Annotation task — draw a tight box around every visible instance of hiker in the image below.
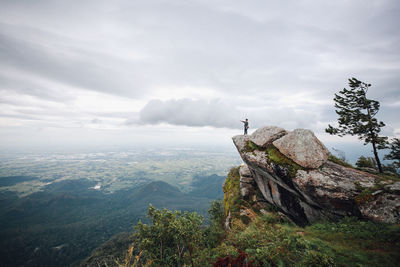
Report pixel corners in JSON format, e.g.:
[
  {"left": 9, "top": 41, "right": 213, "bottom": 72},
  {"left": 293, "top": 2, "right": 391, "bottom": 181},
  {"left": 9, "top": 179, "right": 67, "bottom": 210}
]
[{"left": 240, "top": 119, "right": 249, "bottom": 135}]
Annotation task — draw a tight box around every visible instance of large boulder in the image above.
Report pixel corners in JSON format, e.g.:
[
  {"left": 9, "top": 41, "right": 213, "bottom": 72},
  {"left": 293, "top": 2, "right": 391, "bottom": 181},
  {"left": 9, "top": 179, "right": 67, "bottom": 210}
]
[
  {"left": 272, "top": 129, "right": 329, "bottom": 169},
  {"left": 232, "top": 126, "right": 400, "bottom": 225},
  {"left": 250, "top": 126, "right": 287, "bottom": 147}
]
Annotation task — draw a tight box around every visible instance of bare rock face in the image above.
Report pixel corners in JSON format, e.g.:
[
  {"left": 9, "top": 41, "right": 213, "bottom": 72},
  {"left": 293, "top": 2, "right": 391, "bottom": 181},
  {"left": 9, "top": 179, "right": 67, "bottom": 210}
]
[
  {"left": 293, "top": 162, "right": 377, "bottom": 219},
  {"left": 239, "top": 164, "right": 254, "bottom": 198},
  {"left": 272, "top": 129, "right": 329, "bottom": 169},
  {"left": 232, "top": 134, "right": 250, "bottom": 152},
  {"left": 239, "top": 164, "right": 252, "bottom": 177},
  {"left": 359, "top": 193, "right": 400, "bottom": 224},
  {"left": 250, "top": 126, "right": 287, "bottom": 148},
  {"left": 238, "top": 164, "right": 272, "bottom": 219},
  {"left": 232, "top": 125, "right": 400, "bottom": 225},
  {"left": 385, "top": 181, "right": 400, "bottom": 193}
]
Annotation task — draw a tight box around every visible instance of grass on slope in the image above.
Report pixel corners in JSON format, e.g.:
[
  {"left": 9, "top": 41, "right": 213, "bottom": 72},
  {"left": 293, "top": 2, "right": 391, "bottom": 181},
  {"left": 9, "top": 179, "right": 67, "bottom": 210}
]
[
  {"left": 220, "top": 166, "right": 400, "bottom": 267},
  {"left": 299, "top": 218, "right": 400, "bottom": 267}
]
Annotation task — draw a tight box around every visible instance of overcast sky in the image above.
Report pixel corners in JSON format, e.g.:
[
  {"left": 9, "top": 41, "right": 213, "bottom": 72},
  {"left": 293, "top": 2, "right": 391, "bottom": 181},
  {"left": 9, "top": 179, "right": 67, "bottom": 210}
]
[{"left": 0, "top": 0, "right": 399, "bottom": 155}]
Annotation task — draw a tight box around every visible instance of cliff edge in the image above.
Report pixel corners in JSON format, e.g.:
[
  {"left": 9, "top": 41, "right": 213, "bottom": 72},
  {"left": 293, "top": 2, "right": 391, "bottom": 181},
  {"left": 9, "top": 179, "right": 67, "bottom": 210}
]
[{"left": 231, "top": 126, "right": 400, "bottom": 226}]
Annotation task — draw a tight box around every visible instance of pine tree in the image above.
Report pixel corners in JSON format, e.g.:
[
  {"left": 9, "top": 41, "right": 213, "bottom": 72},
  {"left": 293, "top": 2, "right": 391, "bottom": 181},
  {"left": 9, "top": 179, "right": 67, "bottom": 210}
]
[
  {"left": 384, "top": 138, "right": 400, "bottom": 169},
  {"left": 326, "top": 78, "right": 387, "bottom": 173}
]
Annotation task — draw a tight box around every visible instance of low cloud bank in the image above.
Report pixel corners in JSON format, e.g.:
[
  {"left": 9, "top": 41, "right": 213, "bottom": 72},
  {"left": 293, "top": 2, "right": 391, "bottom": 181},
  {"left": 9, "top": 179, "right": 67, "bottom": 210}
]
[
  {"left": 138, "top": 98, "right": 240, "bottom": 129},
  {"left": 137, "top": 98, "right": 321, "bottom": 131}
]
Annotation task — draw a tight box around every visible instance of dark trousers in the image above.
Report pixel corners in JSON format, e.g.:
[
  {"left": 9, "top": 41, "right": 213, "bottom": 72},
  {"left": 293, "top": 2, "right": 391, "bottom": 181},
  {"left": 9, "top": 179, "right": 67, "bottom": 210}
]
[{"left": 244, "top": 128, "right": 248, "bottom": 135}]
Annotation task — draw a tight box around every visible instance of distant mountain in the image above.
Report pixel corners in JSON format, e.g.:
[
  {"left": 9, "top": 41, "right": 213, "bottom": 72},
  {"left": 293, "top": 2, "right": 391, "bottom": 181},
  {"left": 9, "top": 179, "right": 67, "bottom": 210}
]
[
  {"left": 190, "top": 174, "right": 225, "bottom": 199},
  {"left": 0, "top": 176, "right": 223, "bottom": 267}
]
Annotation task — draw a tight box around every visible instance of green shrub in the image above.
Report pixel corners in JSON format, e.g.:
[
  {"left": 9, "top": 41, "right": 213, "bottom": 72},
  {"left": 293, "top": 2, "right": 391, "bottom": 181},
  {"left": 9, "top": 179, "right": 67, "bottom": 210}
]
[
  {"left": 301, "top": 250, "right": 335, "bottom": 267},
  {"left": 130, "top": 169, "right": 400, "bottom": 267},
  {"left": 328, "top": 154, "right": 353, "bottom": 168},
  {"left": 204, "top": 200, "right": 226, "bottom": 248},
  {"left": 356, "top": 156, "right": 377, "bottom": 169},
  {"left": 309, "top": 217, "right": 400, "bottom": 242},
  {"left": 134, "top": 205, "right": 204, "bottom": 266}
]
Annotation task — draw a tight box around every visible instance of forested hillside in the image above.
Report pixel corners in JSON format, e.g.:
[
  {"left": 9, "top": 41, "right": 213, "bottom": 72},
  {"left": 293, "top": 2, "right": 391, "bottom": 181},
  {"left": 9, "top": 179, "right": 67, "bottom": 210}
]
[{"left": 0, "top": 175, "right": 225, "bottom": 266}]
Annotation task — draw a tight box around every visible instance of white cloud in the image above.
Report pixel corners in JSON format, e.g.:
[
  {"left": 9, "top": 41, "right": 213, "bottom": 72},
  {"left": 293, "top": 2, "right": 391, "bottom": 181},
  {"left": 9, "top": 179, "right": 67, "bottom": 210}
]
[
  {"left": 138, "top": 98, "right": 239, "bottom": 128},
  {"left": 0, "top": 0, "right": 399, "bottom": 150},
  {"left": 137, "top": 98, "right": 322, "bottom": 131}
]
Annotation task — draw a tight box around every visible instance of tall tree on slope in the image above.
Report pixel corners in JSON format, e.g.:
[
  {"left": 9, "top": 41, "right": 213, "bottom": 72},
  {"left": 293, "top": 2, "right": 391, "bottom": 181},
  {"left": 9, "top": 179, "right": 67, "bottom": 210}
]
[{"left": 326, "top": 78, "right": 387, "bottom": 173}]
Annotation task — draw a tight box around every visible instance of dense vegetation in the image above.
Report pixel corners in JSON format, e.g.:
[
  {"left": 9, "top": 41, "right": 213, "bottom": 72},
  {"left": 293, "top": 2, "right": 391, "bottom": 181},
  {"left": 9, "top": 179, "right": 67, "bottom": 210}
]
[
  {"left": 0, "top": 175, "right": 37, "bottom": 187},
  {"left": 1, "top": 150, "right": 399, "bottom": 266},
  {"left": 0, "top": 175, "right": 225, "bottom": 267},
  {"left": 125, "top": 168, "right": 400, "bottom": 267}
]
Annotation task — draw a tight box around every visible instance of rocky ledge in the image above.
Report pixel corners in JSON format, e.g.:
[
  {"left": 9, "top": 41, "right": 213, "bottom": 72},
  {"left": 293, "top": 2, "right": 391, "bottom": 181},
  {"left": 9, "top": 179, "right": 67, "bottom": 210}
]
[{"left": 232, "top": 126, "right": 400, "bottom": 226}]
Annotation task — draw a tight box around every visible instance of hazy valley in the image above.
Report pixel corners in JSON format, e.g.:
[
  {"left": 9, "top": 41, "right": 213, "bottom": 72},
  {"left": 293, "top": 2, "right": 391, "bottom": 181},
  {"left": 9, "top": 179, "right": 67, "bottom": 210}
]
[{"left": 0, "top": 148, "right": 240, "bottom": 266}]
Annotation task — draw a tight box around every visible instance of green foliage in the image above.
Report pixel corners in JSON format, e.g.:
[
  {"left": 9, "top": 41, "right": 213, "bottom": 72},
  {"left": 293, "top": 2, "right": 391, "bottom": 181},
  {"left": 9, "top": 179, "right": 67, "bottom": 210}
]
[
  {"left": 243, "top": 141, "right": 303, "bottom": 177},
  {"left": 328, "top": 154, "right": 353, "bottom": 168},
  {"left": 301, "top": 250, "right": 335, "bottom": 267},
  {"left": 355, "top": 156, "right": 377, "bottom": 169},
  {"left": 211, "top": 214, "right": 334, "bottom": 266},
  {"left": 385, "top": 138, "right": 400, "bottom": 169},
  {"left": 223, "top": 167, "right": 241, "bottom": 217},
  {"left": 305, "top": 217, "right": 400, "bottom": 266},
  {"left": 204, "top": 200, "right": 226, "bottom": 248},
  {"left": 243, "top": 140, "right": 262, "bottom": 153},
  {"left": 326, "top": 77, "right": 388, "bottom": 173},
  {"left": 0, "top": 179, "right": 219, "bottom": 266},
  {"left": 266, "top": 145, "right": 303, "bottom": 176},
  {"left": 128, "top": 195, "right": 400, "bottom": 267},
  {"left": 134, "top": 204, "right": 204, "bottom": 266},
  {"left": 354, "top": 182, "right": 376, "bottom": 205},
  {"left": 309, "top": 216, "right": 400, "bottom": 242},
  {"left": 81, "top": 232, "right": 134, "bottom": 267}
]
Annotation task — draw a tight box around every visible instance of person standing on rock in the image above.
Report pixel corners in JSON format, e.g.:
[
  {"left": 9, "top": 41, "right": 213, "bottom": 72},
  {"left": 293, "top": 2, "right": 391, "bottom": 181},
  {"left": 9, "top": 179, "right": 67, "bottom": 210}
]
[{"left": 240, "top": 119, "right": 249, "bottom": 135}]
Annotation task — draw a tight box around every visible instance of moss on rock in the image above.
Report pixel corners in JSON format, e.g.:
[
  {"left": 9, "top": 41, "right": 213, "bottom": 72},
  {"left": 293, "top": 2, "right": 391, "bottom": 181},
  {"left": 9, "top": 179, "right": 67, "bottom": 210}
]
[
  {"left": 223, "top": 167, "right": 241, "bottom": 216},
  {"left": 266, "top": 145, "right": 304, "bottom": 178},
  {"left": 243, "top": 140, "right": 262, "bottom": 153}
]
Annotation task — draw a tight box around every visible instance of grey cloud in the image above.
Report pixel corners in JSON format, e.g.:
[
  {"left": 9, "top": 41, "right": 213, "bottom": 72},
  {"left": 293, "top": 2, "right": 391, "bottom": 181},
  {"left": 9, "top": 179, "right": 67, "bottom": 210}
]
[
  {"left": 91, "top": 118, "right": 102, "bottom": 124},
  {"left": 89, "top": 111, "right": 138, "bottom": 119},
  {"left": 138, "top": 98, "right": 240, "bottom": 128},
  {"left": 0, "top": 27, "right": 146, "bottom": 98},
  {"left": 1, "top": 0, "right": 400, "bottom": 100},
  {"left": 137, "top": 98, "right": 320, "bottom": 130},
  {"left": 0, "top": 72, "right": 76, "bottom": 102},
  {"left": 0, "top": 113, "right": 40, "bottom": 121},
  {"left": 0, "top": 0, "right": 399, "bottom": 146}
]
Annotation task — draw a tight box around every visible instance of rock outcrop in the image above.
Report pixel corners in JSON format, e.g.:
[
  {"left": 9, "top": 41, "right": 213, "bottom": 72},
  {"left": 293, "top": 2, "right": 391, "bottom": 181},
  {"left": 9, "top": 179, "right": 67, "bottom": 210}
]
[
  {"left": 232, "top": 126, "right": 400, "bottom": 225},
  {"left": 272, "top": 129, "right": 329, "bottom": 169},
  {"left": 250, "top": 126, "right": 287, "bottom": 148}
]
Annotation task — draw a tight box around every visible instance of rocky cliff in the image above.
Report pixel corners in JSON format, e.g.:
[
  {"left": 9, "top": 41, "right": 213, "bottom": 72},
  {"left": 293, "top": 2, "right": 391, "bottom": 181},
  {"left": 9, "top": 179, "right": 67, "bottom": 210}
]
[{"left": 231, "top": 126, "right": 400, "bottom": 226}]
